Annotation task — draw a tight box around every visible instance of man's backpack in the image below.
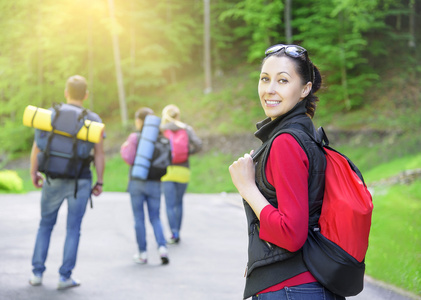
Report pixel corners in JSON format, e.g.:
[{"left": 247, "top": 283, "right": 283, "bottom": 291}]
[
  {"left": 253, "top": 125, "right": 373, "bottom": 297},
  {"left": 35, "top": 103, "right": 94, "bottom": 180},
  {"left": 35, "top": 103, "right": 95, "bottom": 200},
  {"left": 289, "top": 126, "right": 373, "bottom": 297},
  {"left": 163, "top": 129, "right": 189, "bottom": 164}
]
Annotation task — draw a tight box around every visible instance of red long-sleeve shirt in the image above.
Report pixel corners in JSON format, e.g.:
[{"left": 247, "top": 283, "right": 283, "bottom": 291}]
[{"left": 258, "top": 133, "right": 317, "bottom": 294}]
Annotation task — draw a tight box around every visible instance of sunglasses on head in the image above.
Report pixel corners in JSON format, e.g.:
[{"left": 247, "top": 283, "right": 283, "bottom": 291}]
[
  {"left": 265, "top": 44, "right": 314, "bottom": 83},
  {"left": 264, "top": 44, "right": 307, "bottom": 58}
]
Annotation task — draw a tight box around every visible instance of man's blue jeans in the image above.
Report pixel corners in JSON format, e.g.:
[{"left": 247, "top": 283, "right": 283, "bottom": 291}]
[
  {"left": 128, "top": 180, "right": 166, "bottom": 251},
  {"left": 252, "top": 282, "right": 346, "bottom": 300},
  {"left": 162, "top": 181, "right": 187, "bottom": 238},
  {"left": 32, "top": 178, "right": 91, "bottom": 279}
]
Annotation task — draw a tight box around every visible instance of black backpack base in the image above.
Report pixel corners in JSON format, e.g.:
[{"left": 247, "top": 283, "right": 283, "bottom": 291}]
[{"left": 303, "top": 229, "right": 365, "bottom": 297}]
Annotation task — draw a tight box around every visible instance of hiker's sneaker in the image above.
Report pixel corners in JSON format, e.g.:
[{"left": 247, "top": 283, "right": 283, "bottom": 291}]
[
  {"left": 159, "top": 246, "right": 169, "bottom": 265},
  {"left": 29, "top": 273, "right": 42, "bottom": 286},
  {"left": 168, "top": 236, "right": 180, "bottom": 245},
  {"left": 133, "top": 251, "right": 147, "bottom": 264},
  {"left": 57, "top": 277, "right": 80, "bottom": 290}
]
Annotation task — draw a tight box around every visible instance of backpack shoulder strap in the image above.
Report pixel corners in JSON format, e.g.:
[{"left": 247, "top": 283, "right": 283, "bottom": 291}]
[
  {"left": 78, "top": 107, "right": 89, "bottom": 122},
  {"left": 251, "top": 138, "right": 272, "bottom": 161},
  {"left": 50, "top": 103, "right": 62, "bottom": 127},
  {"left": 252, "top": 123, "right": 320, "bottom": 162},
  {"left": 253, "top": 124, "right": 327, "bottom": 225}
]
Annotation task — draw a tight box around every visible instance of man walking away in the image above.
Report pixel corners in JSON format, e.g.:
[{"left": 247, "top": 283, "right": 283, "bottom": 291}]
[{"left": 28, "top": 75, "right": 105, "bottom": 290}]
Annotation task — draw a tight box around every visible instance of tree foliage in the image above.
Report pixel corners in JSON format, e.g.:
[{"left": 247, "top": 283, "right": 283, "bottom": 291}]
[
  {"left": 0, "top": 0, "right": 419, "bottom": 161},
  {"left": 0, "top": 0, "right": 203, "bottom": 161}
]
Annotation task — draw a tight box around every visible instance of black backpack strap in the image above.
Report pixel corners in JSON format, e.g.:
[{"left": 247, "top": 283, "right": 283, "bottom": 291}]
[
  {"left": 42, "top": 105, "right": 62, "bottom": 183},
  {"left": 88, "top": 191, "right": 94, "bottom": 209},
  {"left": 251, "top": 124, "right": 326, "bottom": 227},
  {"left": 251, "top": 138, "right": 273, "bottom": 162},
  {"left": 72, "top": 108, "right": 94, "bottom": 200},
  {"left": 252, "top": 122, "right": 324, "bottom": 161},
  {"left": 78, "top": 108, "right": 88, "bottom": 121},
  {"left": 71, "top": 136, "right": 79, "bottom": 199},
  {"left": 317, "top": 127, "right": 329, "bottom": 146},
  {"left": 31, "top": 107, "right": 40, "bottom": 127}
]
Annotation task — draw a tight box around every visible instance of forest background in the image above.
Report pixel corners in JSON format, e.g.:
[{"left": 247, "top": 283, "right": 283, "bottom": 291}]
[{"left": 0, "top": 0, "right": 420, "bottom": 297}]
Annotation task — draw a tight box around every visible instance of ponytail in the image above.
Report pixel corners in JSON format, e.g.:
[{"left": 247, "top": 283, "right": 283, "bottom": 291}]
[{"left": 305, "top": 64, "right": 322, "bottom": 119}]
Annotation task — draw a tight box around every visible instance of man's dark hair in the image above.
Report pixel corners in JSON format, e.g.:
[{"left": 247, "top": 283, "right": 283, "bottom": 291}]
[{"left": 66, "top": 75, "right": 87, "bottom": 100}]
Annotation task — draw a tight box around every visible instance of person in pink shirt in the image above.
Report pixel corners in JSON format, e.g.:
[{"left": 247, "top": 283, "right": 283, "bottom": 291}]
[
  {"left": 120, "top": 107, "right": 169, "bottom": 265},
  {"left": 229, "top": 44, "right": 345, "bottom": 300}
]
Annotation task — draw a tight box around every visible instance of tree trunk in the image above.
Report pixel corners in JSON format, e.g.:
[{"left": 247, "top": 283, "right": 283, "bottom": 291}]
[
  {"left": 88, "top": 15, "right": 94, "bottom": 111},
  {"left": 129, "top": 0, "right": 136, "bottom": 97},
  {"left": 37, "top": 7, "right": 44, "bottom": 107},
  {"left": 167, "top": 0, "right": 177, "bottom": 84},
  {"left": 108, "top": 0, "right": 128, "bottom": 126},
  {"left": 338, "top": 11, "right": 350, "bottom": 110},
  {"left": 203, "top": 0, "right": 212, "bottom": 94},
  {"left": 284, "top": 0, "right": 292, "bottom": 44},
  {"left": 408, "top": 0, "right": 416, "bottom": 48}
]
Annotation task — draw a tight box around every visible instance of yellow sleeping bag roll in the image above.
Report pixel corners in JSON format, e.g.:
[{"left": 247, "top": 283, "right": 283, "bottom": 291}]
[
  {"left": 161, "top": 165, "right": 191, "bottom": 183},
  {"left": 23, "top": 105, "right": 105, "bottom": 144}
]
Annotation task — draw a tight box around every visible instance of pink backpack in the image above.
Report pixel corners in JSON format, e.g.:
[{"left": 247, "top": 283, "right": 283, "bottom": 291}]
[
  {"left": 120, "top": 132, "right": 138, "bottom": 165},
  {"left": 164, "top": 129, "right": 189, "bottom": 164}
]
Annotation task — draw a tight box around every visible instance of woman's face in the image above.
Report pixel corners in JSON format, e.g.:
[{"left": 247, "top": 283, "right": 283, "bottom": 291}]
[
  {"left": 258, "top": 56, "right": 311, "bottom": 120},
  {"left": 135, "top": 118, "right": 143, "bottom": 131}
]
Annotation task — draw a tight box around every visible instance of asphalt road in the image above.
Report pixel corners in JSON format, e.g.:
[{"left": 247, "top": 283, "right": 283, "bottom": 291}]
[{"left": 0, "top": 192, "right": 419, "bottom": 300}]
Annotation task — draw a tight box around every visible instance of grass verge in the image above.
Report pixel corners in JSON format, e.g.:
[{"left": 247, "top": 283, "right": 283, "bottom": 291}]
[
  {"left": 98, "top": 151, "right": 238, "bottom": 194},
  {"left": 366, "top": 182, "right": 421, "bottom": 295}
]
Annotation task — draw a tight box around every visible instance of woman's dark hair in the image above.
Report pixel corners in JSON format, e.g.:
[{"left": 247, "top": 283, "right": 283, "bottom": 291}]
[
  {"left": 262, "top": 49, "right": 322, "bottom": 118},
  {"left": 135, "top": 107, "right": 154, "bottom": 121}
]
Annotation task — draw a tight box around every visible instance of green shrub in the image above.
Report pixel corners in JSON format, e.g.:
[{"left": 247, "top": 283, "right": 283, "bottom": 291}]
[{"left": 0, "top": 170, "right": 24, "bottom": 192}]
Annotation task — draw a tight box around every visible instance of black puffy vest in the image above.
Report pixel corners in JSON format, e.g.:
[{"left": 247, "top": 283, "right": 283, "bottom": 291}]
[{"left": 243, "top": 101, "right": 326, "bottom": 299}]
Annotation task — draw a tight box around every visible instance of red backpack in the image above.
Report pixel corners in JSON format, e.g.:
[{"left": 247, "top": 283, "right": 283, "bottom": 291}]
[
  {"left": 164, "top": 129, "right": 189, "bottom": 164},
  {"left": 293, "top": 127, "right": 373, "bottom": 297},
  {"left": 319, "top": 146, "right": 373, "bottom": 262}
]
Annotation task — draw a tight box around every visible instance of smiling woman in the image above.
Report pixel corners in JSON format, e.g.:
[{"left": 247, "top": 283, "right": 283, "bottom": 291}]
[
  {"left": 228, "top": 45, "right": 342, "bottom": 300},
  {"left": 258, "top": 56, "right": 312, "bottom": 120}
]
